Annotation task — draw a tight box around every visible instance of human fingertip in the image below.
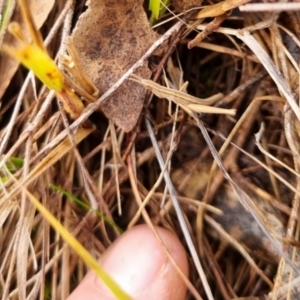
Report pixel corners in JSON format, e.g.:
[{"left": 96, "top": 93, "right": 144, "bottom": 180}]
[{"left": 67, "top": 225, "right": 188, "bottom": 300}]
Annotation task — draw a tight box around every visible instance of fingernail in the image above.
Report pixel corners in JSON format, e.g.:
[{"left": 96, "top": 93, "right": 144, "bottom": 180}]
[{"left": 95, "top": 225, "right": 172, "bottom": 295}]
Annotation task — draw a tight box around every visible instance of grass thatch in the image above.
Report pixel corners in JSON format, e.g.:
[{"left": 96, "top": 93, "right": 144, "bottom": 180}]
[{"left": 1, "top": 0, "right": 300, "bottom": 299}]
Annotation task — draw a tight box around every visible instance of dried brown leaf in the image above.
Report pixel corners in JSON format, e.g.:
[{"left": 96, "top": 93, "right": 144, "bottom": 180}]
[
  {"left": 0, "top": 0, "right": 55, "bottom": 98},
  {"left": 71, "top": 0, "right": 158, "bottom": 132}
]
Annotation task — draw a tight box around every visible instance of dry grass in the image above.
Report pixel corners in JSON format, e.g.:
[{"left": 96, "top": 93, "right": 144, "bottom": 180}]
[{"left": 0, "top": 0, "right": 300, "bottom": 299}]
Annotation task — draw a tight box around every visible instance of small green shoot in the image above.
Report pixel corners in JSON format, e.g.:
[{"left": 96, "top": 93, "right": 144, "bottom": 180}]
[
  {"left": 149, "top": 0, "right": 169, "bottom": 22},
  {"left": 0, "top": 156, "right": 24, "bottom": 182},
  {"left": 0, "top": 0, "right": 14, "bottom": 30},
  {"left": 50, "top": 184, "right": 122, "bottom": 233},
  {"left": 5, "top": 156, "right": 23, "bottom": 172}
]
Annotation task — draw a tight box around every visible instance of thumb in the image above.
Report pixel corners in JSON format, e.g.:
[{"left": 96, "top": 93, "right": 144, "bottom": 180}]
[{"left": 67, "top": 224, "right": 189, "bottom": 300}]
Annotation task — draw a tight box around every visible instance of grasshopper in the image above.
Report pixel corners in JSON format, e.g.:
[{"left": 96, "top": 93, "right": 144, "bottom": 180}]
[{"left": 130, "top": 74, "right": 236, "bottom": 116}]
